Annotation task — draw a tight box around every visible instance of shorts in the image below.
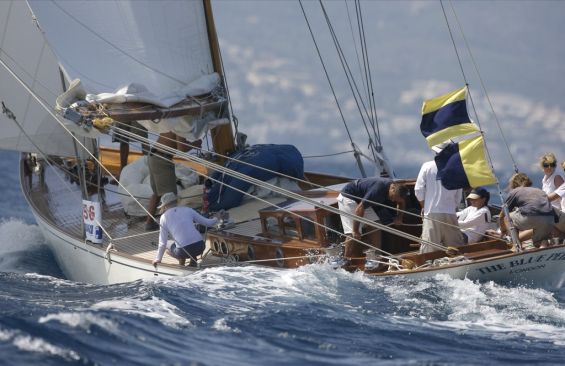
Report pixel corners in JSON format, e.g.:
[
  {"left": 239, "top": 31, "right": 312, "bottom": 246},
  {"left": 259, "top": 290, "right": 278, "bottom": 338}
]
[
  {"left": 148, "top": 153, "right": 177, "bottom": 196},
  {"left": 420, "top": 213, "right": 465, "bottom": 253},
  {"left": 170, "top": 241, "right": 205, "bottom": 260},
  {"left": 509, "top": 210, "right": 554, "bottom": 243}
]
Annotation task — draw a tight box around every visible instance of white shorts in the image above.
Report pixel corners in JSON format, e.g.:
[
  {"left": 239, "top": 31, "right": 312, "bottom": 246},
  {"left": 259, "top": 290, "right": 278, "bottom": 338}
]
[{"left": 337, "top": 193, "right": 362, "bottom": 235}]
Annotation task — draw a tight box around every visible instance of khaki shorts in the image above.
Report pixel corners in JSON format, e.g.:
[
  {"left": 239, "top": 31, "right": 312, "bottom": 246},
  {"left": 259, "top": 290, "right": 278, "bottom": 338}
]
[
  {"left": 420, "top": 213, "right": 465, "bottom": 253},
  {"left": 509, "top": 210, "right": 554, "bottom": 244},
  {"left": 148, "top": 154, "right": 177, "bottom": 196},
  {"left": 337, "top": 193, "right": 380, "bottom": 235}
]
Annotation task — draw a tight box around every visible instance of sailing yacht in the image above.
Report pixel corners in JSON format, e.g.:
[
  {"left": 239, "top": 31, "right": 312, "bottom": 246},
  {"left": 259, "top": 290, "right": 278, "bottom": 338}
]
[
  {"left": 0, "top": 0, "right": 564, "bottom": 287},
  {"left": 0, "top": 0, "right": 351, "bottom": 284}
]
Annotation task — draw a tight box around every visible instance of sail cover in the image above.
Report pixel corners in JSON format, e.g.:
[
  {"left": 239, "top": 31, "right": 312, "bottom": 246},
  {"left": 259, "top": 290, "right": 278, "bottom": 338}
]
[
  {"left": 27, "top": 0, "right": 216, "bottom": 108},
  {"left": 0, "top": 1, "right": 93, "bottom": 157}
]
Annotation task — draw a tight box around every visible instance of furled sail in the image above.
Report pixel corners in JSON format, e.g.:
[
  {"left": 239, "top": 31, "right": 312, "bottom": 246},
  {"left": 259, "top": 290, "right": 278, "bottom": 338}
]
[
  {"left": 420, "top": 87, "right": 496, "bottom": 189},
  {"left": 0, "top": 1, "right": 93, "bottom": 157},
  {"left": 27, "top": 0, "right": 216, "bottom": 107},
  {"left": 26, "top": 0, "right": 230, "bottom": 141}
]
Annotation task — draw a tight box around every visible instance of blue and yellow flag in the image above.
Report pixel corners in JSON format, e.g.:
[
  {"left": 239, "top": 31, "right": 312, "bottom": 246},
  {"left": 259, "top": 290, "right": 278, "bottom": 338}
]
[
  {"left": 434, "top": 136, "right": 497, "bottom": 189},
  {"left": 420, "top": 87, "right": 479, "bottom": 147}
]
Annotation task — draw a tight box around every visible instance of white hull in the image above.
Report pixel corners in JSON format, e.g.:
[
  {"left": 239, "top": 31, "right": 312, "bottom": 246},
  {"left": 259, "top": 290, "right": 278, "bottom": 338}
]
[
  {"left": 376, "top": 246, "right": 565, "bottom": 288},
  {"left": 22, "top": 158, "right": 565, "bottom": 288},
  {"left": 31, "top": 208, "right": 193, "bottom": 285}
]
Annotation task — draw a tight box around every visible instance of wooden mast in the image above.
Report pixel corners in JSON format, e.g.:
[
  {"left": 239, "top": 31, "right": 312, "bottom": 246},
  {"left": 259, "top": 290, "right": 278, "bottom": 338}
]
[{"left": 203, "top": 0, "right": 236, "bottom": 159}]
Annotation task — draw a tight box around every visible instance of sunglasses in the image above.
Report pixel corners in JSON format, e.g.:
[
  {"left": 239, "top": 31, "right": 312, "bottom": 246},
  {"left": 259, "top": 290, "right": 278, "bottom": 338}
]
[{"left": 543, "top": 163, "right": 556, "bottom": 168}]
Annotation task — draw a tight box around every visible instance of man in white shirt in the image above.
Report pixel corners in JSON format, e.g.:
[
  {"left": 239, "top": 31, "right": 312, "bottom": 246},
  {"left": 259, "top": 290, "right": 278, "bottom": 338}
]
[
  {"left": 152, "top": 192, "right": 218, "bottom": 267},
  {"left": 414, "top": 160, "right": 465, "bottom": 253},
  {"left": 457, "top": 187, "right": 492, "bottom": 243}
]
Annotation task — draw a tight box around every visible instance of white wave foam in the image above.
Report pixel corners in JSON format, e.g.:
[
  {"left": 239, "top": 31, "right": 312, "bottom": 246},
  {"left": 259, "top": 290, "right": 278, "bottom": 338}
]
[
  {"left": 384, "top": 274, "right": 565, "bottom": 346},
  {"left": 39, "top": 312, "right": 119, "bottom": 334},
  {"left": 91, "top": 296, "right": 191, "bottom": 328},
  {"left": 13, "top": 335, "right": 80, "bottom": 361},
  {"left": 0, "top": 219, "right": 48, "bottom": 272},
  {"left": 212, "top": 318, "right": 240, "bottom": 333},
  {"left": 153, "top": 264, "right": 373, "bottom": 319},
  {"left": 0, "top": 219, "right": 44, "bottom": 253},
  {"left": 0, "top": 326, "right": 79, "bottom": 361}
]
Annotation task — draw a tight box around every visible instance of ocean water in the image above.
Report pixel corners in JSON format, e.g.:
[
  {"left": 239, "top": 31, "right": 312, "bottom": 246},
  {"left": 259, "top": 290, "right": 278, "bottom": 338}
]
[{"left": 0, "top": 150, "right": 564, "bottom": 365}]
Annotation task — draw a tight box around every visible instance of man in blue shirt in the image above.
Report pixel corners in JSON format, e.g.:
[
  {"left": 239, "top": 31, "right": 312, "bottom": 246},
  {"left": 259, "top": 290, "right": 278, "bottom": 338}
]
[{"left": 337, "top": 178, "right": 409, "bottom": 258}]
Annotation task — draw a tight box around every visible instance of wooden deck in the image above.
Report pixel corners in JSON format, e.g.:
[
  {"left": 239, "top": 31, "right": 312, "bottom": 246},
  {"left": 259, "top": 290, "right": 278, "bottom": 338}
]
[{"left": 23, "top": 154, "right": 293, "bottom": 269}]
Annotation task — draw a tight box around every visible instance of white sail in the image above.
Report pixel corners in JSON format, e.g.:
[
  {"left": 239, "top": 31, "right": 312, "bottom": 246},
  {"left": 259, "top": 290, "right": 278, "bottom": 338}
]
[
  {"left": 0, "top": 1, "right": 90, "bottom": 157},
  {"left": 28, "top": 0, "right": 216, "bottom": 108}
]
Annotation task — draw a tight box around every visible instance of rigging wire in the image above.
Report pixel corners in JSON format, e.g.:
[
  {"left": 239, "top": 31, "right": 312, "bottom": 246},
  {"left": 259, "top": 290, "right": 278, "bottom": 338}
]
[
  {"left": 111, "top": 122, "right": 494, "bottom": 243},
  {"left": 298, "top": 0, "right": 366, "bottom": 178},
  {"left": 440, "top": 0, "right": 522, "bottom": 251},
  {"left": 1, "top": 102, "right": 116, "bottom": 243},
  {"left": 355, "top": 0, "right": 382, "bottom": 149},
  {"left": 93, "top": 129, "right": 418, "bottom": 257},
  {"left": 319, "top": 1, "right": 378, "bottom": 163},
  {"left": 0, "top": 10, "right": 490, "bottom": 264},
  {"left": 344, "top": 0, "right": 370, "bottom": 105},
  {"left": 447, "top": 0, "right": 519, "bottom": 173}
]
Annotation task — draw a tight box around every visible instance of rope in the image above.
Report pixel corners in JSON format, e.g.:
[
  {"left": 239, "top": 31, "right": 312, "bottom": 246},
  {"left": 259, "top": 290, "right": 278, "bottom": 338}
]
[{"left": 303, "top": 150, "right": 355, "bottom": 159}]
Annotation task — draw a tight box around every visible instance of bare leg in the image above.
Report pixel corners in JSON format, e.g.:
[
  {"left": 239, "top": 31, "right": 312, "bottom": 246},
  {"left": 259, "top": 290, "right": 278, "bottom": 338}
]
[
  {"left": 119, "top": 142, "right": 129, "bottom": 176},
  {"left": 518, "top": 229, "right": 533, "bottom": 242},
  {"left": 146, "top": 194, "right": 160, "bottom": 225},
  {"left": 344, "top": 237, "right": 365, "bottom": 258}
]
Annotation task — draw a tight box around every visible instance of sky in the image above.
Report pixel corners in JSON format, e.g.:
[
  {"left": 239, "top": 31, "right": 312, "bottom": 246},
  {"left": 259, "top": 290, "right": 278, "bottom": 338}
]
[{"left": 212, "top": 0, "right": 565, "bottom": 185}]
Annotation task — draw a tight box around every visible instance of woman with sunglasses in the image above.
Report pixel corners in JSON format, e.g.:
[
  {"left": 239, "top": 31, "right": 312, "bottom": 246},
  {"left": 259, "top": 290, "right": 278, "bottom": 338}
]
[{"left": 540, "top": 153, "right": 564, "bottom": 210}]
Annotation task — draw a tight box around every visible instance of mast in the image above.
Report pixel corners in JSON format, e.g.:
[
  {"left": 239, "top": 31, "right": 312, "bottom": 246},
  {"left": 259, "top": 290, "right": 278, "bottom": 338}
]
[{"left": 203, "top": 0, "right": 236, "bottom": 158}]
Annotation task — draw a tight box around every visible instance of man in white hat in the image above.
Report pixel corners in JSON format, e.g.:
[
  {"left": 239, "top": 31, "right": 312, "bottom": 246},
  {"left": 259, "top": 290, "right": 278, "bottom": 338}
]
[{"left": 152, "top": 192, "right": 218, "bottom": 267}]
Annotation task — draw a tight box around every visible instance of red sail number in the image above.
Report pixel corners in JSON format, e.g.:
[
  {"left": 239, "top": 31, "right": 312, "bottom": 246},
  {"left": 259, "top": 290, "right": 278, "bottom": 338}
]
[{"left": 89, "top": 205, "right": 95, "bottom": 221}]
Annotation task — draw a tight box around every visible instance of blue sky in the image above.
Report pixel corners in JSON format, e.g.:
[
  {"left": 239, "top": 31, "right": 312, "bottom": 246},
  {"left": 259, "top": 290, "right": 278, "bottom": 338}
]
[{"left": 213, "top": 0, "right": 565, "bottom": 184}]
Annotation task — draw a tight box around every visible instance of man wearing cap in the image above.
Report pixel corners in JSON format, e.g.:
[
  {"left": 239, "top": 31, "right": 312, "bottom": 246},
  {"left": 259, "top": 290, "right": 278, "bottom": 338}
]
[
  {"left": 457, "top": 187, "right": 492, "bottom": 244},
  {"left": 152, "top": 192, "right": 218, "bottom": 267},
  {"left": 337, "top": 177, "right": 409, "bottom": 258},
  {"left": 415, "top": 160, "right": 465, "bottom": 253}
]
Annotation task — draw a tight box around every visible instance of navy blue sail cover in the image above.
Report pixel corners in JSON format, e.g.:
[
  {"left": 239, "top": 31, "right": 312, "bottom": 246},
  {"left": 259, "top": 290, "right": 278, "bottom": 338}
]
[{"left": 208, "top": 144, "right": 304, "bottom": 211}]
